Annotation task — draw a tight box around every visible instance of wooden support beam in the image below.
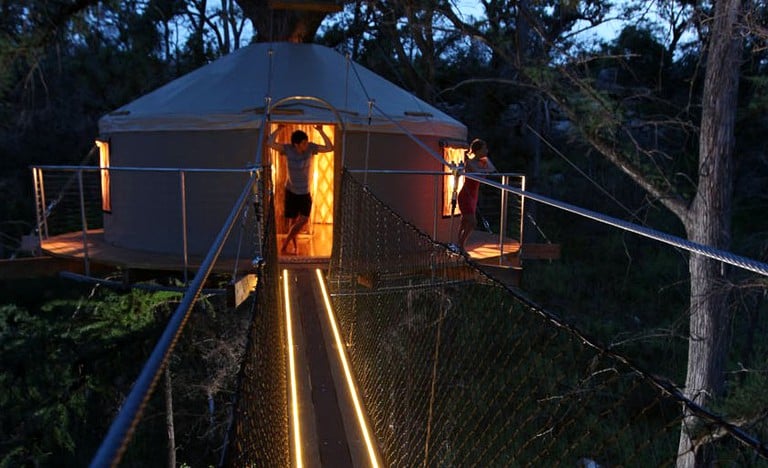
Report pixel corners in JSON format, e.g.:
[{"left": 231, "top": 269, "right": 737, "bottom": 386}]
[
  {"left": 228, "top": 274, "right": 258, "bottom": 308},
  {"left": 520, "top": 243, "right": 561, "bottom": 260},
  {"left": 0, "top": 256, "right": 88, "bottom": 279}
]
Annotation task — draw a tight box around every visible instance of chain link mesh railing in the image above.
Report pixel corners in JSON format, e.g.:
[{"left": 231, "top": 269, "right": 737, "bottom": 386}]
[
  {"left": 221, "top": 196, "right": 290, "bottom": 467},
  {"left": 326, "top": 170, "right": 768, "bottom": 466},
  {"left": 23, "top": 164, "right": 290, "bottom": 465}
]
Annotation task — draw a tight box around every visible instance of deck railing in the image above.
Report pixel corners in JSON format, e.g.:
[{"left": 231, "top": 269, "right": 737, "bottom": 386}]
[
  {"left": 346, "top": 168, "right": 526, "bottom": 264},
  {"left": 30, "top": 165, "right": 259, "bottom": 279}
]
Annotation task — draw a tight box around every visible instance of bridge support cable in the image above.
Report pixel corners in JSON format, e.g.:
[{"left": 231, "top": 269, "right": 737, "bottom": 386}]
[
  {"left": 473, "top": 175, "right": 768, "bottom": 277},
  {"left": 347, "top": 168, "right": 525, "bottom": 262},
  {"left": 230, "top": 172, "right": 261, "bottom": 283},
  {"left": 90, "top": 170, "right": 259, "bottom": 468},
  {"left": 370, "top": 102, "right": 452, "bottom": 168},
  {"left": 364, "top": 100, "right": 373, "bottom": 187},
  {"left": 345, "top": 59, "right": 452, "bottom": 169},
  {"left": 525, "top": 123, "right": 642, "bottom": 224}
]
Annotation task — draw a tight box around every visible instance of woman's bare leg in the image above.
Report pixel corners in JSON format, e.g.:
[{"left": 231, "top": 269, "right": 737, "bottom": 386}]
[{"left": 458, "top": 213, "right": 476, "bottom": 251}]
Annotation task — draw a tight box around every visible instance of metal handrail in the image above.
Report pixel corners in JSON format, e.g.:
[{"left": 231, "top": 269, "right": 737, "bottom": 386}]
[
  {"left": 476, "top": 176, "right": 768, "bottom": 278},
  {"left": 347, "top": 169, "right": 525, "bottom": 178},
  {"left": 31, "top": 165, "right": 259, "bottom": 279},
  {"left": 32, "top": 165, "right": 257, "bottom": 173}
]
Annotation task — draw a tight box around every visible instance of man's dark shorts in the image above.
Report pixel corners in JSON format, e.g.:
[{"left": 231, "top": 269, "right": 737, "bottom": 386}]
[{"left": 285, "top": 189, "right": 312, "bottom": 219}]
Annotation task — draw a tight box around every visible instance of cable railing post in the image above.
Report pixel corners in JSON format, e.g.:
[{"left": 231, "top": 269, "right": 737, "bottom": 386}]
[
  {"left": 433, "top": 174, "right": 439, "bottom": 239},
  {"left": 180, "top": 170, "right": 189, "bottom": 284},
  {"left": 41, "top": 169, "right": 50, "bottom": 240},
  {"left": 40, "top": 167, "right": 50, "bottom": 239},
  {"left": 77, "top": 168, "right": 90, "bottom": 277},
  {"left": 33, "top": 167, "right": 48, "bottom": 242},
  {"left": 519, "top": 175, "right": 526, "bottom": 262},
  {"left": 499, "top": 175, "right": 509, "bottom": 266}
]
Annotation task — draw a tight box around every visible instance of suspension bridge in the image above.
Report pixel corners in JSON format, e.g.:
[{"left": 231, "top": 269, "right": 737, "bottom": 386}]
[
  {"left": 4, "top": 42, "right": 768, "bottom": 466},
  {"left": 6, "top": 162, "right": 768, "bottom": 467}
]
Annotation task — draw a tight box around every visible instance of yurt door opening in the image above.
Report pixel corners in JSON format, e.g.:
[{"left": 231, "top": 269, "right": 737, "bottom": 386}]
[{"left": 268, "top": 122, "right": 335, "bottom": 258}]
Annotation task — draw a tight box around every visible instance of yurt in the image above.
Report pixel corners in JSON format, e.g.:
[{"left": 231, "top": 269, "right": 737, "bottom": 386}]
[{"left": 96, "top": 42, "right": 468, "bottom": 263}]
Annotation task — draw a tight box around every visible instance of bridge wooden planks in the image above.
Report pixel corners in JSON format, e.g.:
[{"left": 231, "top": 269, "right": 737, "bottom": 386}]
[{"left": 284, "top": 267, "right": 369, "bottom": 467}]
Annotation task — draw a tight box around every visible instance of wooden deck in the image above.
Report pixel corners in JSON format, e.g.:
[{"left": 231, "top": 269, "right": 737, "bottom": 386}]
[
  {"left": 466, "top": 231, "right": 521, "bottom": 264},
  {"left": 462, "top": 231, "right": 522, "bottom": 287},
  {"left": 4, "top": 225, "right": 555, "bottom": 287},
  {"left": 39, "top": 229, "right": 256, "bottom": 275},
  {"left": 30, "top": 224, "right": 336, "bottom": 276},
  {"left": 277, "top": 223, "right": 333, "bottom": 264},
  {"left": 465, "top": 233, "right": 561, "bottom": 288}
]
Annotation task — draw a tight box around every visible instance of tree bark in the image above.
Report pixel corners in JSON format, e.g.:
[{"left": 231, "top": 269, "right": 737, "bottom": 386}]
[
  {"left": 236, "top": 0, "right": 334, "bottom": 42},
  {"left": 676, "top": 0, "right": 742, "bottom": 465}
]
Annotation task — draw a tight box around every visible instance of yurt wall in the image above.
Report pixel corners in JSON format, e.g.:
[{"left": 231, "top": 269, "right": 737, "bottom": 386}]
[
  {"left": 103, "top": 130, "right": 260, "bottom": 257},
  {"left": 341, "top": 131, "right": 456, "bottom": 243}
]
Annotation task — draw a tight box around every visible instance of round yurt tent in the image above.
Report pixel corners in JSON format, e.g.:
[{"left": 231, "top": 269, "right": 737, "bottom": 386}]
[{"left": 98, "top": 42, "right": 467, "bottom": 261}]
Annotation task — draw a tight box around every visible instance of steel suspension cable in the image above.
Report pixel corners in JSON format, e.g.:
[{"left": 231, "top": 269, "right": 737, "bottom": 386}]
[
  {"left": 471, "top": 175, "right": 768, "bottom": 277},
  {"left": 345, "top": 60, "right": 451, "bottom": 168},
  {"left": 369, "top": 101, "right": 451, "bottom": 167}
]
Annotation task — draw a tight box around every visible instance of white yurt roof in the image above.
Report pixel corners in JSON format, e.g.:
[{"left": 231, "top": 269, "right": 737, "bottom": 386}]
[{"left": 99, "top": 42, "right": 466, "bottom": 138}]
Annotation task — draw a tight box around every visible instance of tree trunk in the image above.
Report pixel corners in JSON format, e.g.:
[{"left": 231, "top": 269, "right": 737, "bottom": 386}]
[
  {"left": 676, "top": 0, "right": 742, "bottom": 465},
  {"left": 236, "top": 0, "right": 333, "bottom": 42}
]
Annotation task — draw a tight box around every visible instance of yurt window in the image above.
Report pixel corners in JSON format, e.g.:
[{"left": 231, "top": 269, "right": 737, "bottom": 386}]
[
  {"left": 442, "top": 144, "right": 467, "bottom": 217},
  {"left": 96, "top": 139, "right": 111, "bottom": 213}
]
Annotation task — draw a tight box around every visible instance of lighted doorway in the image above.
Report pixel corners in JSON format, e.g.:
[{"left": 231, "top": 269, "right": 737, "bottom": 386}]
[{"left": 269, "top": 123, "right": 335, "bottom": 258}]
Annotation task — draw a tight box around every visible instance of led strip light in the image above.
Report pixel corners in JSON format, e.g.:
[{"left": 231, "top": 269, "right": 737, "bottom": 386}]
[
  {"left": 315, "top": 268, "right": 380, "bottom": 467},
  {"left": 283, "top": 269, "right": 303, "bottom": 468}
]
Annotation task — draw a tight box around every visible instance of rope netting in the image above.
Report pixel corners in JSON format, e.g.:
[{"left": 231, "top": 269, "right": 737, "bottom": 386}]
[{"left": 326, "top": 170, "right": 768, "bottom": 466}]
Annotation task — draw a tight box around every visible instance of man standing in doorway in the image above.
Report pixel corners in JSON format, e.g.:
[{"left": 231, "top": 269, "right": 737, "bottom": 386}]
[{"left": 267, "top": 124, "right": 334, "bottom": 254}]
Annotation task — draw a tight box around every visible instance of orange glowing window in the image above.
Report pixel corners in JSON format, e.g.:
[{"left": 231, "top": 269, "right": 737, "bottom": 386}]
[
  {"left": 442, "top": 144, "right": 467, "bottom": 217},
  {"left": 96, "top": 140, "right": 111, "bottom": 213}
]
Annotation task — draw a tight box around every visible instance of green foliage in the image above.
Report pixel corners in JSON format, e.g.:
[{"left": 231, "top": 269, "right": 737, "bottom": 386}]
[
  {"left": 722, "top": 368, "right": 768, "bottom": 420},
  {"left": 0, "top": 284, "right": 179, "bottom": 465},
  {"left": 743, "top": 74, "right": 768, "bottom": 115},
  {"left": 0, "top": 275, "right": 251, "bottom": 465},
  {"left": 609, "top": 25, "right": 671, "bottom": 89},
  {"left": 0, "top": 0, "right": 237, "bottom": 244}
]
